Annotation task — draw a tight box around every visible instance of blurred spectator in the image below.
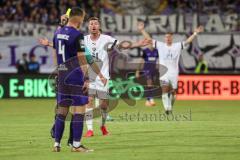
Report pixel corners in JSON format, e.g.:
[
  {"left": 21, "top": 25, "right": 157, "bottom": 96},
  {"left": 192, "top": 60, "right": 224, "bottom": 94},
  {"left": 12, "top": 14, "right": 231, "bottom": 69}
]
[
  {"left": 16, "top": 53, "right": 28, "bottom": 74},
  {"left": 195, "top": 54, "right": 208, "bottom": 74},
  {"left": 102, "top": 0, "right": 240, "bottom": 15},
  {"left": 0, "top": 0, "right": 239, "bottom": 24},
  {"left": 27, "top": 54, "right": 40, "bottom": 74},
  {"left": 0, "top": 0, "right": 100, "bottom": 24}
]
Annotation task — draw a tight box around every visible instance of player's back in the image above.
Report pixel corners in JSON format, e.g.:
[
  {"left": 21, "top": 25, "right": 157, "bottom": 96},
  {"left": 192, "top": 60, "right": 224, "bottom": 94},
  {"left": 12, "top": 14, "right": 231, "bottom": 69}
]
[
  {"left": 53, "top": 26, "right": 85, "bottom": 85},
  {"left": 53, "top": 26, "right": 83, "bottom": 65}
]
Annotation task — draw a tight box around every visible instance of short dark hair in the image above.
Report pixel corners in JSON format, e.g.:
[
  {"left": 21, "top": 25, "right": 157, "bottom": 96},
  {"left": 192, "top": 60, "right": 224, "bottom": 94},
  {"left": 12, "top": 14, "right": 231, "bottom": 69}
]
[
  {"left": 165, "top": 32, "right": 173, "bottom": 35},
  {"left": 69, "top": 7, "right": 85, "bottom": 18},
  {"left": 88, "top": 17, "right": 101, "bottom": 23}
]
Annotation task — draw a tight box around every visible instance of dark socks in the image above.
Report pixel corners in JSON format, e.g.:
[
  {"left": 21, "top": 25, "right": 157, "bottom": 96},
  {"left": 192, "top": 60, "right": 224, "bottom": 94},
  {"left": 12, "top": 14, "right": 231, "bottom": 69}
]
[
  {"left": 72, "top": 114, "right": 85, "bottom": 142},
  {"left": 54, "top": 114, "right": 66, "bottom": 143}
]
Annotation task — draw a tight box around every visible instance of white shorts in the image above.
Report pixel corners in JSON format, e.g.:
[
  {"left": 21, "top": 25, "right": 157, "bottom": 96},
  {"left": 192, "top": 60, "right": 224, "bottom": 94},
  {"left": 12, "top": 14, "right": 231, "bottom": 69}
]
[
  {"left": 160, "top": 73, "right": 178, "bottom": 89},
  {"left": 89, "top": 80, "right": 109, "bottom": 99}
]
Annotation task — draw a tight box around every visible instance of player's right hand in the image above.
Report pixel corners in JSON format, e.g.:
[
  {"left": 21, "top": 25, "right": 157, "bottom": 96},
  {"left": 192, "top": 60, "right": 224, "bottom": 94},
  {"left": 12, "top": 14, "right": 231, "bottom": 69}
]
[
  {"left": 137, "top": 38, "right": 152, "bottom": 47},
  {"left": 38, "top": 38, "right": 49, "bottom": 46},
  {"left": 100, "top": 76, "right": 107, "bottom": 86}
]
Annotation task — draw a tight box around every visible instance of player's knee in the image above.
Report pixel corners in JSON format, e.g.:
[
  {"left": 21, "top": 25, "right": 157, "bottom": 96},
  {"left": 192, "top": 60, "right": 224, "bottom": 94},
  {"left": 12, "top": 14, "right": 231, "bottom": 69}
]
[
  {"left": 172, "top": 89, "right": 177, "bottom": 95},
  {"left": 147, "top": 79, "right": 153, "bottom": 86},
  {"left": 56, "top": 106, "right": 69, "bottom": 116},
  {"left": 88, "top": 96, "right": 94, "bottom": 103},
  {"left": 100, "top": 100, "right": 108, "bottom": 109},
  {"left": 87, "top": 97, "right": 94, "bottom": 107},
  {"left": 70, "top": 106, "right": 85, "bottom": 114},
  {"left": 161, "top": 85, "right": 170, "bottom": 93}
]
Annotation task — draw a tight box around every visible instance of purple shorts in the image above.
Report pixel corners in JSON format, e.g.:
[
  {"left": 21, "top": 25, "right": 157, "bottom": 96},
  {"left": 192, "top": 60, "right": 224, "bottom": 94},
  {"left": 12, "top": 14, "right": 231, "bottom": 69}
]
[
  {"left": 56, "top": 69, "right": 88, "bottom": 107},
  {"left": 143, "top": 69, "right": 158, "bottom": 80},
  {"left": 57, "top": 94, "right": 88, "bottom": 107}
]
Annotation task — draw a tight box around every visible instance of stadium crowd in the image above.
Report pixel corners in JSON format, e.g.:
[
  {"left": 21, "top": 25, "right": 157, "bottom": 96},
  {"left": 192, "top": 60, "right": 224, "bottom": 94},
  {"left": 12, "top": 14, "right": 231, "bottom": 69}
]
[
  {"left": 0, "top": 0, "right": 101, "bottom": 25},
  {"left": 0, "top": 0, "right": 239, "bottom": 25}
]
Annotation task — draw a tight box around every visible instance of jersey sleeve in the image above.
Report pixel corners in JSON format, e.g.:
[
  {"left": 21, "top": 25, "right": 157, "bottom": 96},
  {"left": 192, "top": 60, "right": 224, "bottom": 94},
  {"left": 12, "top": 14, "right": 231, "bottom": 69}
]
[
  {"left": 76, "top": 34, "right": 94, "bottom": 64},
  {"left": 108, "top": 35, "right": 119, "bottom": 49},
  {"left": 142, "top": 50, "right": 147, "bottom": 59},
  {"left": 156, "top": 49, "right": 159, "bottom": 58},
  {"left": 153, "top": 40, "right": 164, "bottom": 50},
  {"left": 176, "top": 42, "right": 187, "bottom": 50},
  {"left": 181, "top": 41, "right": 187, "bottom": 49},
  {"left": 85, "top": 47, "right": 94, "bottom": 65},
  {"left": 76, "top": 34, "right": 85, "bottom": 52}
]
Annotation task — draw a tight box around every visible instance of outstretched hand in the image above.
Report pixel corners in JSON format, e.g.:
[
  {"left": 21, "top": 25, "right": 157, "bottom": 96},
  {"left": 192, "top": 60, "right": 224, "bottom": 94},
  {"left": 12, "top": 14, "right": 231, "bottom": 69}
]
[
  {"left": 137, "top": 38, "right": 152, "bottom": 47},
  {"left": 38, "top": 38, "right": 49, "bottom": 46}
]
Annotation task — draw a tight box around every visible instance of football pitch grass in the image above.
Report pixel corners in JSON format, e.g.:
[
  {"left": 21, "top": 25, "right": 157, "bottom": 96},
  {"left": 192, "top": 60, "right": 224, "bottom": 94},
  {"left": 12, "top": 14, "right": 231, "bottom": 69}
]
[{"left": 0, "top": 99, "right": 240, "bottom": 160}]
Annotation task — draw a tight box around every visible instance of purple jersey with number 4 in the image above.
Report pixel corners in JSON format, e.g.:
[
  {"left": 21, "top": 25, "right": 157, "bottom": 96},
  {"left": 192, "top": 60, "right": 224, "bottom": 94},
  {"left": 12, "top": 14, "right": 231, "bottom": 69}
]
[{"left": 53, "top": 26, "right": 88, "bottom": 106}]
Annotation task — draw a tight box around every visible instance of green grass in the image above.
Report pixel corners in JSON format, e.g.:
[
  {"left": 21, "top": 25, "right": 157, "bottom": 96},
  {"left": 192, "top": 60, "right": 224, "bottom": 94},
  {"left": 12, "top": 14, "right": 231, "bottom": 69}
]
[{"left": 0, "top": 99, "right": 240, "bottom": 160}]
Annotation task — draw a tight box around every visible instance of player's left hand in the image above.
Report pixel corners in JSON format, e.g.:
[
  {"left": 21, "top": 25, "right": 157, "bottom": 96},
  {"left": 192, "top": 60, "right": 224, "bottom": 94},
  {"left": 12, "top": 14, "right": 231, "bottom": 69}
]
[
  {"left": 195, "top": 26, "right": 204, "bottom": 33},
  {"left": 38, "top": 38, "right": 49, "bottom": 46},
  {"left": 138, "top": 38, "right": 152, "bottom": 47}
]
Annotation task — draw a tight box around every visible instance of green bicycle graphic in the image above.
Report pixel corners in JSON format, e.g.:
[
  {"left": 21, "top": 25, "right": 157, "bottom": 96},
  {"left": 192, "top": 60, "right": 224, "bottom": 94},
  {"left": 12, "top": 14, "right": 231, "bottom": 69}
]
[
  {"left": 0, "top": 84, "right": 4, "bottom": 98},
  {"left": 109, "top": 76, "right": 144, "bottom": 100}
]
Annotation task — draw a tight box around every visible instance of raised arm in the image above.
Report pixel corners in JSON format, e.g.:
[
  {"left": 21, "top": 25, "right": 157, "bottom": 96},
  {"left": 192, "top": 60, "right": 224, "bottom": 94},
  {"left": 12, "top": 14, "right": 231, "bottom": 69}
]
[
  {"left": 137, "top": 21, "right": 152, "bottom": 40},
  {"left": 137, "top": 22, "right": 154, "bottom": 50},
  {"left": 115, "top": 22, "right": 152, "bottom": 50},
  {"left": 185, "top": 26, "right": 204, "bottom": 44},
  {"left": 115, "top": 38, "right": 152, "bottom": 50}
]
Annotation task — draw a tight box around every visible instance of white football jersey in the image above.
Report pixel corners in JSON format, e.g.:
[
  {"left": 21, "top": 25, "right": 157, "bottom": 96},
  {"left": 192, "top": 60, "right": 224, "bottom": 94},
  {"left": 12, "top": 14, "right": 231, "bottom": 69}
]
[
  {"left": 154, "top": 40, "right": 186, "bottom": 76},
  {"left": 84, "top": 34, "right": 117, "bottom": 81}
]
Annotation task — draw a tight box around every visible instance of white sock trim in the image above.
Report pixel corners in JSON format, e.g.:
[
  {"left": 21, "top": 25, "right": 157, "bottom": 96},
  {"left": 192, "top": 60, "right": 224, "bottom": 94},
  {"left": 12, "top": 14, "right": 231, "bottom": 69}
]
[
  {"left": 162, "top": 93, "right": 169, "bottom": 111},
  {"left": 95, "top": 98, "right": 100, "bottom": 108},
  {"left": 168, "top": 93, "right": 172, "bottom": 111},
  {"left": 54, "top": 142, "right": 60, "bottom": 147},
  {"left": 85, "top": 108, "right": 93, "bottom": 131},
  {"left": 73, "top": 141, "right": 81, "bottom": 148}
]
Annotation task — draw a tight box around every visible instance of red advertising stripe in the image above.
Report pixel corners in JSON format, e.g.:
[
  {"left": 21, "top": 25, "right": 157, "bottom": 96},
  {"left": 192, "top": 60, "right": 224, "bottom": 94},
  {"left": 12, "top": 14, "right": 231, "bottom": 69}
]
[{"left": 177, "top": 75, "right": 240, "bottom": 100}]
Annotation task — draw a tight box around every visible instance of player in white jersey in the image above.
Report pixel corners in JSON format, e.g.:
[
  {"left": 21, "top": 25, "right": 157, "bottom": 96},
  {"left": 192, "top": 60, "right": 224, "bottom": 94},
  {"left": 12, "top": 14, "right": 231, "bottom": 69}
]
[
  {"left": 138, "top": 22, "right": 203, "bottom": 114},
  {"left": 84, "top": 17, "right": 150, "bottom": 137},
  {"left": 84, "top": 17, "right": 115, "bottom": 137}
]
